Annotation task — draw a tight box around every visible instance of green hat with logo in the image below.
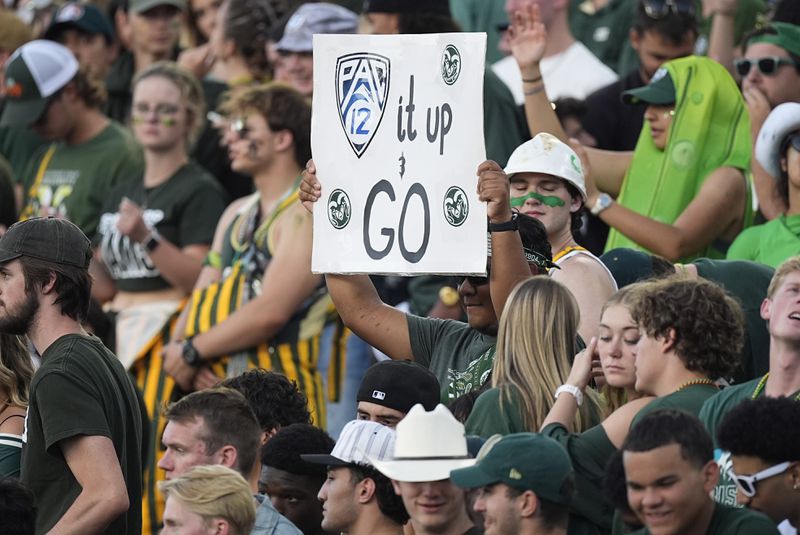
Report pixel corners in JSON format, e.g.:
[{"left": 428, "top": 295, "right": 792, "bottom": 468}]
[
  {"left": 621, "top": 67, "right": 675, "bottom": 106},
  {"left": 450, "top": 433, "right": 575, "bottom": 505},
  {"left": 0, "top": 40, "right": 78, "bottom": 127},
  {"left": 747, "top": 22, "right": 800, "bottom": 57},
  {"left": 0, "top": 217, "right": 91, "bottom": 268},
  {"left": 128, "top": 0, "right": 186, "bottom": 14}
]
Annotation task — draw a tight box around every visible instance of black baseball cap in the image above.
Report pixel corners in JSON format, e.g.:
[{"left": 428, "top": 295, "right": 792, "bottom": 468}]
[
  {"left": 356, "top": 360, "right": 441, "bottom": 414},
  {"left": 44, "top": 3, "right": 116, "bottom": 43},
  {"left": 0, "top": 218, "right": 91, "bottom": 268}
]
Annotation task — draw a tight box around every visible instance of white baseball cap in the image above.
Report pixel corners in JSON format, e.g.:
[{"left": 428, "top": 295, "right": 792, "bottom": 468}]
[{"left": 301, "top": 420, "right": 395, "bottom": 467}]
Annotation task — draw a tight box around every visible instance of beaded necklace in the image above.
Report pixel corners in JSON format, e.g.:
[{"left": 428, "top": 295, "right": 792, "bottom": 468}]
[
  {"left": 674, "top": 378, "right": 717, "bottom": 393},
  {"left": 750, "top": 373, "right": 800, "bottom": 401}
]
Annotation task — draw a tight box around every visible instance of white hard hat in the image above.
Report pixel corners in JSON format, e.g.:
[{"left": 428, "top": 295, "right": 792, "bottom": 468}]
[
  {"left": 755, "top": 102, "right": 800, "bottom": 178},
  {"left": 503, "top": 133, "right": 586, "bottom": 201}
]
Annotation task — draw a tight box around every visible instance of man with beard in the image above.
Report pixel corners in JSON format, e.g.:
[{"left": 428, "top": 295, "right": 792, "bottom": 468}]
[{"left": 0, "top": 217, "right": 143, "bottom": 534}]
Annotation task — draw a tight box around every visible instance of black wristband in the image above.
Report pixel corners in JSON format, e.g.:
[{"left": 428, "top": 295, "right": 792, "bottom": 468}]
[
  {"left": 182, "top": 338, "right": 202, "bottom": 368},
  {"left": 488, "top": 213, "right": 519, "bottom": 232}
]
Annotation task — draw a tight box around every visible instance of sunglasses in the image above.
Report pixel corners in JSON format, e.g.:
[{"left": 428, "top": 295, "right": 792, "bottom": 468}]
[
  {"left": 729, "top": 461, "right": 792, "bottom": 497},
  {"left": 641, "top": 0, "right": 694, "bottom": 18},
  {"left": 734, "top": 56, "right": 799, "bottom": 78}
]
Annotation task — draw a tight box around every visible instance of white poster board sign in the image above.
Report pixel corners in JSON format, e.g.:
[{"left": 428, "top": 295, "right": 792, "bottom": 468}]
[{"left": 311, "top": 33, "right": 487, "bottom": 275}]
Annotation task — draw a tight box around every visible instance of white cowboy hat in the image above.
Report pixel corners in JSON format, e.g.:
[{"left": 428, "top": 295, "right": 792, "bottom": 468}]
[
  {"left": 755, "top": 102, "right": 800, "bottom": 178},
  {"left": 368, "top": 404, "right": 475, "bottom": 482}
]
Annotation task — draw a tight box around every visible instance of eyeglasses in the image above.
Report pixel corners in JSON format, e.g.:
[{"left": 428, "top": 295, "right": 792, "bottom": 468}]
[
  {"left": 641, "top": 0, "right": 694, "bottom": 18},
  {"left": 464, "top": 264, "right": 491, "bottom": 287},
  {"left": 132, "top": 103, "right": 181, "bottom": 117},
  {"left": 729, "top": 461, "right": 792, "bottom": 497},
  {"left": 734, "top": 56, "right": 799, "bottom": 78}
]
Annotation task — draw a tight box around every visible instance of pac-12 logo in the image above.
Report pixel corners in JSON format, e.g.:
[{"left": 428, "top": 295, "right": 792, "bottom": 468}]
[{"left": 336, "top": 53, "right": 390, "bottom": 158}]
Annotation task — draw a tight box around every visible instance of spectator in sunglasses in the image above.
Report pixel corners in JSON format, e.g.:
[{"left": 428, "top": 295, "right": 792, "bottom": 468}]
[
  {"left": 739, "top": 22, "right": 800, "bottom": 220},
  {"left": 716, "top": 396, "right": 800, "bottom": 534},
  {"left": 728, "top": 103, "right": 800, "bottom": 267}
]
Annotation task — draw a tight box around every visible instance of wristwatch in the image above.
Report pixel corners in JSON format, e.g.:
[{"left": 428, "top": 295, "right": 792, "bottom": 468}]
[
  {"left": 488, "top": 213, "right": 519, "bottom": 232},
  {"left": 554, "top": 384, "right": 584, "bottom": 406},
  {"left": 590, "top": 193, "right": 613, "bottom": 216},
  {"left": 438, "top": 286, "right": 460, "bottom": 307},
  {"left": 181, "top": 338, "right": 202, "bottom": 368},
  {"left": 142, "top": 227, "right": 162, "bottom": 252}
]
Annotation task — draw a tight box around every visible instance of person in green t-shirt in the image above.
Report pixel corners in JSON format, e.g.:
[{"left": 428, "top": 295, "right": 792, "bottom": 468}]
[
  {"left": 700, "top": 255, "right": 800, "bottom": 510},
  {"left": 622, "top": 410, "right": 779, "bottom": 535},
  {"left": 0, "top": 40, "right": 144, "bottom": 239},
  {"left": 728, "top": 102, "right": 800, "bottom": 268},
  {"left": 301, "top": 160, "right": 555, "bottom": 404},
  {"left": 0, "top": 217, "right": 143, "bottom": 534},
  {"left": 717, "top": 396, "right": 800, "bottom": 533},
  {"left": 92, "top": 62, "right": 225, "bottom": 367}
]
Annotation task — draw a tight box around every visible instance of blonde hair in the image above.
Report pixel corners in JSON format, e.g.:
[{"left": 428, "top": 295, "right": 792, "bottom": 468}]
[
  {"left": 0, "top": 334, "right": 33, "bottom": 408},
  {"left": 158, "top": 465, "right": 256, "bottom": 535},
  {"left": 598, "top": 285, "right": 645, "bottom": 417},
  {"left": 767, "top": 256, "right": 800, "bottom": 298},
  {"left": 492, "top": 276, "right": 603, "bottom": 432},
  {"left": 132, "top": 61, "right": 206, "bottom": 147}
]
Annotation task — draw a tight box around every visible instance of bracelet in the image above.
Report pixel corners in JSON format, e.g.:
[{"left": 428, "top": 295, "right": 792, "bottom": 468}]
[
  {"left": 522, "top": 74, "right": 542, "bottom": 83},
  {"left": 523, "top": 84, "right": 546, "bottom": 97},
  {"left": 554, "top": 384, "right": 584, "bottom": 406}
]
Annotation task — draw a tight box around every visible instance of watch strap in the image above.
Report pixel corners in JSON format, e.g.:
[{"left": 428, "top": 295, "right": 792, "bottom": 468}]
[{"left": 488, "top": 213, "right": 519, "bottom": 232}]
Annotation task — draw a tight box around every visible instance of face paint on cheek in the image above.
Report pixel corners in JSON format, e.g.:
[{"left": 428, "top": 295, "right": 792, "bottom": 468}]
[
  {"left": 161, "top": 117, "right": 176, "bottom": 127},
  {"left": 510, "top": 191, "right": 566, "bottom": 208},
  {"left": 132, "top": 116, "right": 145, "bottom": 124}
]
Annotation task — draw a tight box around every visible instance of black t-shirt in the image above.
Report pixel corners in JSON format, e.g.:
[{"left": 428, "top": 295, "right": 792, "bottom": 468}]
[
  {"left": 582, "top": 69, "right": 647, "bottom": 152},
  {"left": 21, "top": 334, "right": 143, "bottom": 534}
]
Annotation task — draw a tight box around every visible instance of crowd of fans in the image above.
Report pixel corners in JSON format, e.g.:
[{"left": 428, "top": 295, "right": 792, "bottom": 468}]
[{"left": 0, "top": 0, "right": 799, "bottom": 534}]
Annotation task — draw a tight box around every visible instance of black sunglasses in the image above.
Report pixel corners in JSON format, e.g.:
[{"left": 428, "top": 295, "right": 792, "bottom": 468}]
[
  {"left": 641, "top": 0, "right": 694, "bottom": 18},
  {"left": 734, "top": 56, "right": 800, "bottom": 78}
]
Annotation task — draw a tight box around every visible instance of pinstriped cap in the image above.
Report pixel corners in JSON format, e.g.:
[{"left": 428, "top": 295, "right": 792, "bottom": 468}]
[{"left": 301, "top": 420, "right": 394, "bottom": 467}]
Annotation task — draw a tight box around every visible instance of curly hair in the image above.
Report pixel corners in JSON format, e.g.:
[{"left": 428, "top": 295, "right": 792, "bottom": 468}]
[
  {"left": 0, "top": 334, "right": 33, "bottom": 408},
  {"left": 260, "top": 423, "right": 333, "bottom": 478},
  {"left": 717, "top": 396, "right": 800, "bottom": 464},
  {"left": 349, "top": 464, "right": 409, "bottom": 526},
  {"left": 221, "top": 369, "right": 311, "bottom": 433},
  {"left": 629, "top": 276, "right": 743, "bottom": 379}
]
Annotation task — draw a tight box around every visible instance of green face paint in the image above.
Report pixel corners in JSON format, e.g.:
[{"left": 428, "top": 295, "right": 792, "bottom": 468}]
[
  {"left": 510, "top": 191, "right": 566, "bottom": 208},
  {"left": 161, "top": 117, "right": 176, "bottom": 127}
]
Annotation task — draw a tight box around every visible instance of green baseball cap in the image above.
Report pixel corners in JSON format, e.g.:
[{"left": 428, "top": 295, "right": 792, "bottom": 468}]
[
  {"left": 0, "top": 40, "right": 78, "bottom": 127},
  {"left": 129, "top": 0, "right": 186, "bottom": 14},
  {"left": 0, "top": 217, "right": 91, "bottom": 268},
  {"left": 621, "top": 67, "right": 675, "bottom": 106},
  {"left": 747, "top": 22, "right": 800, "bottom": 57},
  {"left": 450, "top": 433, "right": 575, "bottom": 505}
]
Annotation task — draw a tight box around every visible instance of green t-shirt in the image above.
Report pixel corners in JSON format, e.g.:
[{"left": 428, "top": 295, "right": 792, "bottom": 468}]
[
  {"left": 569, "top": 0, "right": 636, "bottom": 74},
  {"left": 0, "top": 125, "right": 47, "bottom": 184},
  {"left": 727, "top": 214, "right": 800, "bottom": 269},
  {"left": 694, "top": 258, "right": 773, "bottom": 381},
  {"left": 699, "top": 378, "right": 800, "bottom": 507},
  {"left": 543, "top": 422, "right": 617, "bottom": 533},
  {"left": 96, "top": 162, "right": 226, "bottom": 292},
  {"left": 450, "top": 0, "right": 507, "bottom": 64},
  {"left": 465, "top": 386, "right": 526, "bottom": 437},
  {"left": 21, "top": 334, "right": 143, "bottom": 534},
  {"left": 629, "top": 502, "right": 778, "bottom": 534},
  {"left": 484, "top": 68, "right": 528, "bottom": 168},
  {"left": 632, "top": 383, "right": 719, "bottom": 428},
  {"left": 407, "top": 315, "right": 496, "bottom": 403},
  {"left": 19, "top": 122, "right": 144, "bottom": 237}
]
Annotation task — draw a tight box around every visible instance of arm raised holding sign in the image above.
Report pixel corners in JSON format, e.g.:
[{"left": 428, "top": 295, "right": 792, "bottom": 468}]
[
  {"left": 301, "top": 159, "right": 552, "bottom": 401},
  {"left": 301, "top": 161, "right": 415, "bottom": 360}
]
